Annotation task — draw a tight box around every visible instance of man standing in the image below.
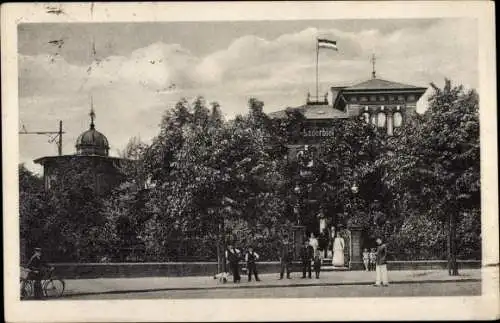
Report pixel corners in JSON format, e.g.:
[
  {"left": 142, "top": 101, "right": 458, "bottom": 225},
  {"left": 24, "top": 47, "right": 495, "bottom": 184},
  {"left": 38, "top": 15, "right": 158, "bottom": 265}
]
[
  {"left": 279, "top": 234, "right": 292, "bottom": 279},
  {"left": 300, "top": 240, "right": 313, "bottom": 279},
  {"left": 245, "top": 246, "right": 260, "bottom": 282},
  {"left": 26, "top": 247, "right": 51, "bottom": 299},
  {"left": 225, "top": 243, "right": 241, "bottom": 283},
  {"left": 373, "top": 238, "right": 389, "bottom": 287}
]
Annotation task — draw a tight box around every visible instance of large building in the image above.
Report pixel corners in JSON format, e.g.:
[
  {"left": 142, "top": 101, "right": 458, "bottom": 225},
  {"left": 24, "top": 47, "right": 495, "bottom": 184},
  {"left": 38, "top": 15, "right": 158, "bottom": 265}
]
[
  {"left": 267, "top": 72, "right": 427, "bottom": 269},
  {"left": 268, "top": 74, "right": 427, "bottom": 156},
  {"left": 34, "top": 109, "right": 128, "bottom": 195}
]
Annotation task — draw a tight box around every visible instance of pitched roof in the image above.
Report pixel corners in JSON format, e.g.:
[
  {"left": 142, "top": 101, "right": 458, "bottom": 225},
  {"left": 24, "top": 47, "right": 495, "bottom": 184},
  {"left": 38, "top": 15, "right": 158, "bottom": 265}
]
[
  {"left": 344, "top": 78, "right": 425, "bottom": 91},
  {"left": 267, "top": 103, "right": 349, "bottom": 120}
]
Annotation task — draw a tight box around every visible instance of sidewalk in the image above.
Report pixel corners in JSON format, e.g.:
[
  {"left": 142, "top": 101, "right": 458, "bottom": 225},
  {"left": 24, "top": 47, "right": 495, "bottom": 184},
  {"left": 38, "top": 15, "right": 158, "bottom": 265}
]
[{"left": 60, "top": 269, "right": 481, "bottom": 297}]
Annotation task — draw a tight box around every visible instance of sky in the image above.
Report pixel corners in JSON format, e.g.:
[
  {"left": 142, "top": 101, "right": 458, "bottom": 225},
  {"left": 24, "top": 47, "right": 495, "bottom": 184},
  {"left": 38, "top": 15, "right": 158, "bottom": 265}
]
[{"left": 18, "top": 18, "right": 478, "bottom": 174}]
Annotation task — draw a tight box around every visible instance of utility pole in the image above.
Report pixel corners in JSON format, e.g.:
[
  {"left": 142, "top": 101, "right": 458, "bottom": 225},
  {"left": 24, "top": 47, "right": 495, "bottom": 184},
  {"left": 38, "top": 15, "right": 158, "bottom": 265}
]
[{"left": 19, "top": 120, "right": 65, "bottom": 156}]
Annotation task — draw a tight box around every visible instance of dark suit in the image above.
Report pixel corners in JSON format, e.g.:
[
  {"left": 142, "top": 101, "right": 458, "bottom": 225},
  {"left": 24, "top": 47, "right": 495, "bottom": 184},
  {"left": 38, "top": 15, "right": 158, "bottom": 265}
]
[
  {"left": 246, "top": 251, "right": 260, "bottom": 281},
  {"left": 300, "top": 245, "right": 314, "bottom": 278},
  {"left": 279, "top": 242, "right": 292, "bottom": 279},
  {"left": 226, "top": 248, "right": 241, "bottom": 283}
]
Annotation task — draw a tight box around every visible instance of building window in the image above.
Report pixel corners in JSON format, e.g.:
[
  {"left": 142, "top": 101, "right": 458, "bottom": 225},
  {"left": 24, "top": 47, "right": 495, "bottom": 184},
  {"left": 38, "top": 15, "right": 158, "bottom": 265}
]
[
  {"left": 370, "top": 96, "right": 377, "bottom": 101},
  {"left": 361, "top": 96, "right": 368, "bottom": 102},
  {"left": 389, "top": 96, "right": 395, "bottom": 101},
  {"left": 407, "top": 95, "right": 416, "bottom": 101},
  {"left": 46, "top": 174, "right": 56, "bottom": 190},
  {"left": 370, "top": 114, "right": 377, "bottom": 125},
  {"left": 394, "top": 112, "right": 403, "bottom": 127},
  {"left": 379, "top": 96, "right": 385, "bottom": 101},
  {"left": 377, "top": 112, "right": 386, "bottom": 128},
  {"left": 397, "top": 95, "right": 404, "bottom": 101},
  {"left": 362, "top": 112, "right": 370, "bottom": 123},
  {"left": 350, "top": 96, "right": 357, "bottom": 102}
]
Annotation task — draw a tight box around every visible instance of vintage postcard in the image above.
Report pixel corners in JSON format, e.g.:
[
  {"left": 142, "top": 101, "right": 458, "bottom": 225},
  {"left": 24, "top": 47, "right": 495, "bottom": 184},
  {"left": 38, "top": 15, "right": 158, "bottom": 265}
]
[{"left": 2, "top": 1, "right": 498, "bottom": 322}]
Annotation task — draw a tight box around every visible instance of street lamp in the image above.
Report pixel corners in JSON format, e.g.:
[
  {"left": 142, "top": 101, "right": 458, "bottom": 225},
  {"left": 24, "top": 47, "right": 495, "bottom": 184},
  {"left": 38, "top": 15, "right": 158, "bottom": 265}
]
[{"left": 294, "top": 184, "right": 302, "bottom": 225}]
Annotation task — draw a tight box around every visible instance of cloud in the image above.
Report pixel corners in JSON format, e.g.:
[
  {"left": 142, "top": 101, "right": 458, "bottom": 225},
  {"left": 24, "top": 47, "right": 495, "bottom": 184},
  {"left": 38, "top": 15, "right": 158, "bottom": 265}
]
[{"left": 19, "top": 19, "right": 478, "bottom": 173}]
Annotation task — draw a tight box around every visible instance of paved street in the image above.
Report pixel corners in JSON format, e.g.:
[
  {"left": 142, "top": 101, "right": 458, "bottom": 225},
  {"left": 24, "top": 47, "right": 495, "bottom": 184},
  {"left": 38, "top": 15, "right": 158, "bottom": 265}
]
[
  {"left": 65, "top": 281, "right": 480, "bottom": 299},
  {"left": 47, "top": 269, "right": 481, "bottom": 300}
]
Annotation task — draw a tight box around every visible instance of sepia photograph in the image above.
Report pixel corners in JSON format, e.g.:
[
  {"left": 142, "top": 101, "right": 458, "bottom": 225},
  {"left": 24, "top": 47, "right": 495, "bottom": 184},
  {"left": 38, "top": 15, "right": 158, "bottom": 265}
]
[{"left": 2, "top": 1, "right": 498, "bottom": 322}]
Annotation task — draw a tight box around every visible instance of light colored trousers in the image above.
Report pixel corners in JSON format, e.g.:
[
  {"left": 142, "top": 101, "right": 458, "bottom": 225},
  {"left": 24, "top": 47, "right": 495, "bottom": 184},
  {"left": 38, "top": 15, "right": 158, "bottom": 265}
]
[{"left": 375, "top": 264, "right": 389, "bottom": 285}]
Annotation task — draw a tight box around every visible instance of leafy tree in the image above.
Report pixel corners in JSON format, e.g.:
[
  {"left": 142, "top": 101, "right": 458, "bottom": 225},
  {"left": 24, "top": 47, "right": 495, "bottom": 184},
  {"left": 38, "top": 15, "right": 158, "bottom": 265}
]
[
  {"left": 381, "top": 79, "right": 480, "bottom": 275},
  {"left": 19, "top": 164, "right": 45, "bottom": 263},
  {"left": 40, "top": 158, "right": 109, "bottom": 262},
  {"left": 141, "top": 97, "right": 288, "bottom": 261}
]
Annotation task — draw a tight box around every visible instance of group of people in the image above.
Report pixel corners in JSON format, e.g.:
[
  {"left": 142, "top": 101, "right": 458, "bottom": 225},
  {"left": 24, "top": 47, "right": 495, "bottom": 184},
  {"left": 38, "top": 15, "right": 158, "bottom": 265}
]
[
  {"left": 225, "top": 244, "right": 261, "bottom": 283},
  {"left": 224, "top": 236, "right": 389, "bottom": 287},
  {"left": 363, "top": 248, "right": 378, "bottom": 271}
]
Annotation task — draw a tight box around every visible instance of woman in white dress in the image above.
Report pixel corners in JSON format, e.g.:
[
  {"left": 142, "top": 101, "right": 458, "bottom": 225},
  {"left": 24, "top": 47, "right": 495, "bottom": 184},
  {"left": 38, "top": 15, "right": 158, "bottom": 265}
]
[{"left": 332, "top": 232, "right": 345, "bottom": 267}]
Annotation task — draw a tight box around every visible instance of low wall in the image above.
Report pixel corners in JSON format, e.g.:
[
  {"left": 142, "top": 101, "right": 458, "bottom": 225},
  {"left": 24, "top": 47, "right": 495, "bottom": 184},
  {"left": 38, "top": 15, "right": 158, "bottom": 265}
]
[{"left": 52, "top": 260, "right": 481, "bottom": 279}]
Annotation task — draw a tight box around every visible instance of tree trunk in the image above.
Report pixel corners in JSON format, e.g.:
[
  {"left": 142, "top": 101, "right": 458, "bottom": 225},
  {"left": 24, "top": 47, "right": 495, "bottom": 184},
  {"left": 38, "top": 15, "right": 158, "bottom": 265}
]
[
  {"left": 221, "top": 217, "right": 227, "bottom": 273},
  {"left": 216, "top": 222, "right": 222, "bottom": 273},
  {"left": 448, "top": 211, "right": 459, "bottom": 276}
]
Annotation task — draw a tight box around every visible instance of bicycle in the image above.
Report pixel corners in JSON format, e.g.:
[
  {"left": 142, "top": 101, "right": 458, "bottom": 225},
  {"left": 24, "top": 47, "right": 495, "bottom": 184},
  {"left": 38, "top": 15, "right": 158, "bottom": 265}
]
[{"left": 20, "top": 267, "right": 65, "bottom": 299}]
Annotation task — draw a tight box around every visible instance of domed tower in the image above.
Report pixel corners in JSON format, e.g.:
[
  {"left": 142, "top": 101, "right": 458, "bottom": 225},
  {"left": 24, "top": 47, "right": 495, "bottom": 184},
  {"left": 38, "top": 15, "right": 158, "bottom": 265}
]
[{"left": 75, "top": 106, "right": 110, "bottom": 156}]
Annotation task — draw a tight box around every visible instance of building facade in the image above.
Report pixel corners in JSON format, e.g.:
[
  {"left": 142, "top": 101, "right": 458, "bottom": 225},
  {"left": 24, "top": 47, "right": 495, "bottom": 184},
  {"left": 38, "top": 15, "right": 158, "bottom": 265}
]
[
  {"left": 267, "top": 75, "right": 427, "bottom": 269},
  {"left": 34, "top": 111, "right": 128, "bottom": 195},
  {"left": 268, "top": 76, "right": 427, "bottom": 157}
]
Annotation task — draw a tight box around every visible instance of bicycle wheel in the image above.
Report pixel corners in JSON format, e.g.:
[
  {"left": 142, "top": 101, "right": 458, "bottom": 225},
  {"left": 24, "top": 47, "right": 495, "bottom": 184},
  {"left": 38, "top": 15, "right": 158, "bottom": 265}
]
[
  {"left": 20, "top": 279, "right": 32, "bottom": 299},
  {"left": 43, "top": 279, "right": 65, "bottom": 298}
]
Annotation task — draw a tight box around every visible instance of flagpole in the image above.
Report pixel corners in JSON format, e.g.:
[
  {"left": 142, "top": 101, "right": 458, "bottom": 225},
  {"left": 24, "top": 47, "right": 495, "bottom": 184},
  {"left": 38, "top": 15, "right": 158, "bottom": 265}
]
[{"left": 316, "top": 38, "right": 319, "bottom": 101}]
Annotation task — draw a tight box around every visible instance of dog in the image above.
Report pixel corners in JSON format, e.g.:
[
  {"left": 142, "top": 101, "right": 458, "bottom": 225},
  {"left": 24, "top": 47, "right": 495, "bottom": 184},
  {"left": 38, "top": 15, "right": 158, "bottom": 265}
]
[{"left": 213, "top": 272, "right": 231, "bottom": 283}]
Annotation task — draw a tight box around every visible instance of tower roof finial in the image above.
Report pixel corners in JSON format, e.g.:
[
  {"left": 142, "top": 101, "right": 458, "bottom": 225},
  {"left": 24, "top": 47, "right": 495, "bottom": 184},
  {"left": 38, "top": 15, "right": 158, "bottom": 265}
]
[
  {"left": 371, "top": 53, "right": 376, "bottom": 79},
  {"left": 90, "top": 95, "right": 95, "bottom": 129}
]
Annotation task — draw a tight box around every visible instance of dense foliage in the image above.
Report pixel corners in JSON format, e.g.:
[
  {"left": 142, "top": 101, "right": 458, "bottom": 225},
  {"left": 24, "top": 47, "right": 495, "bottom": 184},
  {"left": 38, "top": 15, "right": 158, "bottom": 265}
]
[{"left": 19, "top": 80, "right": 481, "bottom": 270}]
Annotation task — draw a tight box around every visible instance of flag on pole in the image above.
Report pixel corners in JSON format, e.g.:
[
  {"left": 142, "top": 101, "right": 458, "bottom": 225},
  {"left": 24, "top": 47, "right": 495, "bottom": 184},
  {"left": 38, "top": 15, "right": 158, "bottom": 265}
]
[{"left": 318, "top": 38, "right": 338, "bottom": 51}]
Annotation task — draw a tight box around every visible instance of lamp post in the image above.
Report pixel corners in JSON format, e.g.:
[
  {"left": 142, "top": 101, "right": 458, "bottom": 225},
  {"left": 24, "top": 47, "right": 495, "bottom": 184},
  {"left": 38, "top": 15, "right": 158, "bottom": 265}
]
[{"left": 348, "top": 181, "right": 364, "bottom": 270}]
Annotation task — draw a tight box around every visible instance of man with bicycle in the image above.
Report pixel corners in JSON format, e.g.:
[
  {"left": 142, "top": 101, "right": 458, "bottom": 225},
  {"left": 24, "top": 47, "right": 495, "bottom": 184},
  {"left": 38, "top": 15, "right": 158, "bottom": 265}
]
[{"left": 26, "top": 247, "right": 53, "bottom": 299}]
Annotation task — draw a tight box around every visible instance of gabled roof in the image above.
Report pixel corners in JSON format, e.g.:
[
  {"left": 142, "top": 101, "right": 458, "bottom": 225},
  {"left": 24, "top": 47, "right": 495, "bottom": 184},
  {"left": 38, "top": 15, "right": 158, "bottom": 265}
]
[{"left": 344, "top": 78, "right": 426, "bottom": 91}]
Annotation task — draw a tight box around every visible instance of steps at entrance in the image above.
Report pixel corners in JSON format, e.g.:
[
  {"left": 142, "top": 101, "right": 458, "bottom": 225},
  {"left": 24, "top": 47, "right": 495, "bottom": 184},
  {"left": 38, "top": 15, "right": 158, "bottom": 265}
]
[
  {"left": 321, "top": 266, "right": 349, "bottom": 271},
  {"left": 320, "top": 258, "right": 349, "bottom": 271}
]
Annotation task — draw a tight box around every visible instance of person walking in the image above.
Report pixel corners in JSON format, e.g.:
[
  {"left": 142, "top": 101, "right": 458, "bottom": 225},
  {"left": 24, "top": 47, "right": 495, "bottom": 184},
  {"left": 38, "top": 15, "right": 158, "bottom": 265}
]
[
  {"left": 245, "top": 246, "right": 260, "bottom": 282},
  {"left": 279, "top": 234, "right": 293, "bottom": 279},
  {"left": 225, "top": 243, "right": 241, "bottom": 283},
  {"left": 373, "top": 238, "right": 389, "bottom": 287},
  {"left": 26, "top": 247, "right": 52, "bottom": 299},
  {"left": 300, "top": 240, "right": 313, "bottom": 279}
]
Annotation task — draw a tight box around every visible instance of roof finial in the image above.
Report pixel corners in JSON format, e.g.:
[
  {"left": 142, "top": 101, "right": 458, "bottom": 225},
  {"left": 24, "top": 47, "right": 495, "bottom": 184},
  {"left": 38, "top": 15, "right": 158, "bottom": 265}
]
[
  {"left": 90, "top": 95, "right": 95, "bottom": 129},
  {"left": 371, "top": 53, "right": 376, "bottom": 79}
]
